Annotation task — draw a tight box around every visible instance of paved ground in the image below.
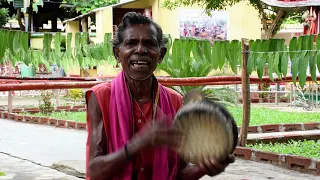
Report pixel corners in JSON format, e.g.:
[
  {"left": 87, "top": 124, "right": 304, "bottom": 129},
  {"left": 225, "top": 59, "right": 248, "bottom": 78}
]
[
  {"left": 0, "top": 118, "right": 319, "bottom": 180},
  {"left": 0, "top": 153, "right": 82, "bottom": 180},
  {"left": 0, "top": 119, "right": 86, "bottom": 166}
]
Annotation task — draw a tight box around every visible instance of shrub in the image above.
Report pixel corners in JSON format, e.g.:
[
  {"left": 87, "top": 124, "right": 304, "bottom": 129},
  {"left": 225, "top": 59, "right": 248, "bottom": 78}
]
[
  {"left": 39, "top": 91, "right": 54, "bottom": 115},
  {"left": 69, "top": 89, "right": 83, "bottom": 103}
]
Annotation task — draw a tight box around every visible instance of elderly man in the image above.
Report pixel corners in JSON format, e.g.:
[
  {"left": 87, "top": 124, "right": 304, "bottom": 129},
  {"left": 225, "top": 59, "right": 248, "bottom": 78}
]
[{"left": 85, "top": 12, "right": 234, "bottom": 180}]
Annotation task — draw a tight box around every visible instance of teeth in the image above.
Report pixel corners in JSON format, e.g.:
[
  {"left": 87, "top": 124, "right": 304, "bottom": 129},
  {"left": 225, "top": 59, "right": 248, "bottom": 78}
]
[{"left": 132, "top": 61, "right": 147, "bottom": 64}]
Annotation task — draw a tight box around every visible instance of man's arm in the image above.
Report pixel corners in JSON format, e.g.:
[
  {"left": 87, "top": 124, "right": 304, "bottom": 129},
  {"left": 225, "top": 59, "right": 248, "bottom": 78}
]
[{"left": 87, "top": 93, "right": 141, "bottom": 180}]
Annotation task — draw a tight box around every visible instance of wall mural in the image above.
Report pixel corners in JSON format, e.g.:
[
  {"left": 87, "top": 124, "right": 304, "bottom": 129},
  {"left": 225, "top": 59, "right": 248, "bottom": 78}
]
[{"left": 178, "top": 9, "right": 228, "bottom": 42}]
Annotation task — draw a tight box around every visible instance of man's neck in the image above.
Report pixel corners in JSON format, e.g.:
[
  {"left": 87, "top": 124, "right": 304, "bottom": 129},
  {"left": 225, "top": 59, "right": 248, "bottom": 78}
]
[{"left": 126, "top": 75, "right": 153, "bottom": 103}]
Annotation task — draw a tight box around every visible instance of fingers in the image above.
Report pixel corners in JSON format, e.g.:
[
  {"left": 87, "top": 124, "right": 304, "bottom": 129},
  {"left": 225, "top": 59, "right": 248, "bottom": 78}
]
[
  {"left": 154, "top": 129, "right": 184, "bottom": 148},
  {"left": 198, "top": 157, "right": 227, "bottom": 177},
  {"left": 227, "top": 154, "right": 235, "bottom": 164}
]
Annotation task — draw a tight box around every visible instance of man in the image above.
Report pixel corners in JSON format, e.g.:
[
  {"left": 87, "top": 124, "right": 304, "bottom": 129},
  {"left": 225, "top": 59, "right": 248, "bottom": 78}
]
[{"left": 85, "top": 12, "right": 234, "bottom": 180}]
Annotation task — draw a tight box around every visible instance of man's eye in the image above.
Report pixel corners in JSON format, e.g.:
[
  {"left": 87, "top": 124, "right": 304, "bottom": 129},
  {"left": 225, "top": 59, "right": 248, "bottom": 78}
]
[
  {"left": 146, "top": 41, "right": 156, "bottom": 46},
  {"left": 126, "top": 41, "right": 136, "bottom": 45}
]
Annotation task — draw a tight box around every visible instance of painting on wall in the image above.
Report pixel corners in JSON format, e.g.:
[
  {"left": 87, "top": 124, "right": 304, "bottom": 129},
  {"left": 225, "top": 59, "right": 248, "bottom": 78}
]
[{"left": 178, "top": 9, "right": 228, "bottom": 42}]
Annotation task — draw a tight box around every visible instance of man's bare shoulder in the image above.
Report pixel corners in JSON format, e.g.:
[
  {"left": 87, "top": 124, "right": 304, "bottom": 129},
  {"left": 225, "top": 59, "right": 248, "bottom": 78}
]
[
  {"left": 164, "top": 87, "right": 183, "bottom": 100},
  {"left": 91, "top": 81, "right": 112, "bottom": 93}
]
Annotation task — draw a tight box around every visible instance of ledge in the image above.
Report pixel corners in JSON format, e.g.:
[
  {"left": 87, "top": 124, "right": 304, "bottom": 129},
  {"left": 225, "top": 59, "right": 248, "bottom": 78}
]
[
  {"left": 234, "top": 147, "right": 320, "bottom": 175},
  {"left": 0, "top": 112, "right": 87, "bottom": 131}
]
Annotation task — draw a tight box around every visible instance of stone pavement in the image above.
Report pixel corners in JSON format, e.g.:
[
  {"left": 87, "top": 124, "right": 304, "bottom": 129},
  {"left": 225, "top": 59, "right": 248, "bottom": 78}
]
[
  {"left": 0, "top": 153, "right": 81, "bottom": 180},
  {"left": 0, "top": 118, "right": 319, "bottom": 180},
  {"left": 0, "top": 119, "right": 86, "bottom": 167}
]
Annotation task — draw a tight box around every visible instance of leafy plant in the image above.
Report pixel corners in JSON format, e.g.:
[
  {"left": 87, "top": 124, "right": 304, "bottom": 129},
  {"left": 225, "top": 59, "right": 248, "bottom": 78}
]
[
  {"left": 62, "top": 0, "right": 118, "bottom": 14},
  {"left": 158, "top": 35, "right": 241, "bottom": 95},
  {"left": 204, "top": 87, "right": 239, "bottom": 106},
  {"left": 0, "top": 171, "right": 5, "bottom": 176},
  {"left": 39, "top": 91, "right": 54, "bottom": 115},
  {"left": 248, "top": 35, "right": 319, "bottom": 89},
  {"left": 68, "top": 89, "right": 83, "bottom": 103},
  {"left": 0, "top": 8, "right": 8, "bottom": 28}
]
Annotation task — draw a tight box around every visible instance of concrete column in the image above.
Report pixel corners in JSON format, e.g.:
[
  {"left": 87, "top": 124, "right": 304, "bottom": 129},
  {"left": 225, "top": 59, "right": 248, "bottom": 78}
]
[
  {"left": 65, "top": 21, "right": 80, "bottom": 48},
  {"left": 95, "top": 7, "right": 113, "bottom": 43}
]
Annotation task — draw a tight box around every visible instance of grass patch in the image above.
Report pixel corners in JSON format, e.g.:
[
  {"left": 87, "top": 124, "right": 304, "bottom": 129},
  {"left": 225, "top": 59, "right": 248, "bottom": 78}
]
[
  {"left": 23, "top": 107, "right": 320, "bottom": 125},
  {"left": 25, "top": 111, "right": 86, "bottom": 122},
  {"left": 227, "top": 106, "right": 320, "bottom": 126},
  {"left": 248, "top": 140, "right": 320, "bottom": 159}
]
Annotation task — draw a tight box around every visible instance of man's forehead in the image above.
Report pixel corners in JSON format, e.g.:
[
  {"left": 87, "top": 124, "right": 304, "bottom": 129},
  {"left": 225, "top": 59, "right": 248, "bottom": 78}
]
[{"left": 123, "top": 24, "right": 158, "bottom": 39}]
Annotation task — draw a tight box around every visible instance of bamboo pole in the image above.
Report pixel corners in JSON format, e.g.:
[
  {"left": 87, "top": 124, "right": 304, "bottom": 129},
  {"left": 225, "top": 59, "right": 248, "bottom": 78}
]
[{"left": 238, "top": 39, "right": 250, "bottom": 147}]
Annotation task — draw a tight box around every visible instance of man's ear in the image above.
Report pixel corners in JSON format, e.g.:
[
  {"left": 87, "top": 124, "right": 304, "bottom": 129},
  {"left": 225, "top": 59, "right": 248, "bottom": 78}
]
[
  {"left": 113, "top": 46, "right": 120, "bottom": 62},
  {"left": 159, "top": 47, "right": 167, "bottom": 63}
]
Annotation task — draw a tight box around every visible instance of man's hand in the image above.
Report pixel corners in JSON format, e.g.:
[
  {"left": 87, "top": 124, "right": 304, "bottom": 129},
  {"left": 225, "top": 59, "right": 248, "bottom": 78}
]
[
  {"left": 198, "top": 154, "right": 235, "bottom": 177},
  {"left": 133, "top": 120, "right": 184, "bottom": 151}
]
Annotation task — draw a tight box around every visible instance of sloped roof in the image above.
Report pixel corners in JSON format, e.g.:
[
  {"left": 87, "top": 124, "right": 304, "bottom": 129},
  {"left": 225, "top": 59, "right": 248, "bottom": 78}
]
[
  {"left": 62, "top": 0, "right": 137, "bottom": 23},
  {"left": 261, "top": 0, "right": 320, "bottom": 8}
]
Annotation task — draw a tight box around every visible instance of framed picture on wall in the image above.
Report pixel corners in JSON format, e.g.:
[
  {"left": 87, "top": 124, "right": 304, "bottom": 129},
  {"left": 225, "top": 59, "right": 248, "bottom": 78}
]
[{"left": 178, "top": 9, "right": 228, "bottom": 42}]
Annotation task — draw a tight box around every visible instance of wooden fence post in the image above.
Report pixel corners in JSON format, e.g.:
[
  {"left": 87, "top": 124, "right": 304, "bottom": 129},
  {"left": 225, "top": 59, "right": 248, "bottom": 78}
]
[
  {"left": 8, "top": 62, "right": 13, "bottom": 113},
  {"left": 238, "top": 39, "right": 251, "bottom": 147}
]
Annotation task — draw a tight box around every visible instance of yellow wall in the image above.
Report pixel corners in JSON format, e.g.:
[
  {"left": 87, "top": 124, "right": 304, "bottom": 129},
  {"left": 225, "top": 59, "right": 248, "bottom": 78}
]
[
  {"left": 158, "top": 0, "right": 261, "bottom": 41},
  {"left": 30, "top": 38, "right": 43, "bottom": 49}
]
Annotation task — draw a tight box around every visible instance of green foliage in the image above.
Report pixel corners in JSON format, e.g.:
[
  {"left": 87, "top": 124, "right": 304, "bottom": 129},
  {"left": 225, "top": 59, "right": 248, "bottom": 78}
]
[
  {"left": 158, "top": 35, "right": 241, "bottom": 96},
  {"left": 248, "top": 35, "right": 319, "bottom": 89},
  {"left": 204, "top": 87, "right": 239, "bottom": 106},
  {"left": 29, "top": 106, "right": 320, "bottom": 125},
  {"left": 0, "top": 29, "right": 115, "bottom": 75},
  {"left": 0, "top": 8, "right": 8, "bottom": 28},
  {"left": 39, "top": 91, "right": 54, "bottom": 115},
  {"left": 29, "top": 111, "right": 86, "bottom": 122},
  {"left": 63, "top": 0, "right": 118, "bottom": 14},
  {"left": 68, "top": 89, "right": 83, "bottom": 103},
  {"left": 227, "top": 106, "right": 320, "bottom": 126},
  {"left": 163, "top": 0, "right": 240, "bottom": 13},
  {"left": 248, "top": 140, "right": 320, "bottom": 159},
  {"left": 0, "top": 171, "right": 5, "bottom": 176}
]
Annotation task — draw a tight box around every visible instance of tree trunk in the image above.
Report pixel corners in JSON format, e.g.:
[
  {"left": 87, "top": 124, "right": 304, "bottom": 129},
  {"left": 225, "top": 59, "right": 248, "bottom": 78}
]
[
  {"left": 264, "top": 10, "right": 287, "bottom": 39},
  {"left": 238, "top": 39, "right": 251, "bottom": 147},
  {"left": 17, "top": 9, "right": 25, "bottom": 31},
  {"left": 81, "top": 17, "right": 90, "bottom": 44}
]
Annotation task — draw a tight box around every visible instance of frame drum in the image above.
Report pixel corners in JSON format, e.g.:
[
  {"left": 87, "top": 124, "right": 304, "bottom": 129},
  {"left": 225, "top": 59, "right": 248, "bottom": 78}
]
[{"left": 172, "top": 90, "right": 238, "bottom": 164}]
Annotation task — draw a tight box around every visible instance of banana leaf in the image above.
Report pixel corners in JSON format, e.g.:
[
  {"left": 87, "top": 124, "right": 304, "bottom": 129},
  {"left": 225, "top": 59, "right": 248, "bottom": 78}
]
[
  {"left": 43, "top": 33, "right": 53, "bottom": 62},
  {"left": 0, "top": 30, "right": 8, "bottom": 63},
  {"left": 316, "top": 35, "right": 320, "bottom": 74}
]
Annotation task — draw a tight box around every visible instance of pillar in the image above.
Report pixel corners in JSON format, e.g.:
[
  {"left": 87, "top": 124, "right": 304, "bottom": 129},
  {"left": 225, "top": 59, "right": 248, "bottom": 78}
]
[
  {"left": 96, "top": 6, "right": 114, "bottom": 43},
  {"left": 65, "top": 20, "right": 80, "bottom": 48}
]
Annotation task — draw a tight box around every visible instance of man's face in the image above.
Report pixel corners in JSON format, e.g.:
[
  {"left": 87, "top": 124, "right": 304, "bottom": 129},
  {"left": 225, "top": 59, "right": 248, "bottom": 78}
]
[{"left": 114, "top": 24, "right": 166, "bottom": 81}]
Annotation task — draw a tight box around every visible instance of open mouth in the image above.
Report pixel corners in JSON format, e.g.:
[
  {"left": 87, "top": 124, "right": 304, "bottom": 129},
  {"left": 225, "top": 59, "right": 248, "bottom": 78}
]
[{"left": 131, "top": 61, "right": 149, "bottom": 69}]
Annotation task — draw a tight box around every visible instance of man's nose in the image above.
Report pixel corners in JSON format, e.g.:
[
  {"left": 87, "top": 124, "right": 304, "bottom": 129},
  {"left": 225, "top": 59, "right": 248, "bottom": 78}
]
[{"left": 135, "top": 43, "right": 147, "bottom": 55}]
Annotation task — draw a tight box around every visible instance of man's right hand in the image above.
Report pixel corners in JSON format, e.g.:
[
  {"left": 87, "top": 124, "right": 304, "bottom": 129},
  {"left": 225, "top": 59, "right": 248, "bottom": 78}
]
[{"left": 133, "top": 120, "right": 184, "bottom": 151}]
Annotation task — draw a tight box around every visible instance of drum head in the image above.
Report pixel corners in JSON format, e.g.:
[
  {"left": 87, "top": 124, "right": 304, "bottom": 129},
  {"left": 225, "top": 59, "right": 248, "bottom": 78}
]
[{"left": 173, "top": 91, "right": 238, "bottom": 164}]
